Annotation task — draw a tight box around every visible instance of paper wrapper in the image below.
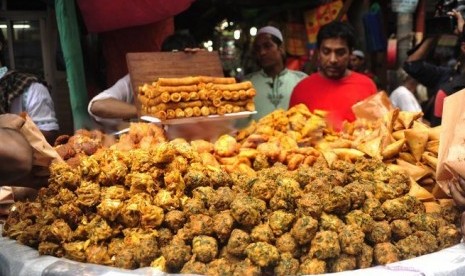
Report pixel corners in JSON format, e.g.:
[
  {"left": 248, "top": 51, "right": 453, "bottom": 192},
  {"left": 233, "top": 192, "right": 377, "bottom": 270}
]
[
  {"left": 0, "top": 113, "right": 63, "bottom": 210},
  {"left": 352, "top": 91, "right": 394, "bottom": 121},
  {"left": 18, "top": 113, "right": 63, "bottom": 169},
  {"left": 436, "top": 89, "right": 465, "bottom": 196}
]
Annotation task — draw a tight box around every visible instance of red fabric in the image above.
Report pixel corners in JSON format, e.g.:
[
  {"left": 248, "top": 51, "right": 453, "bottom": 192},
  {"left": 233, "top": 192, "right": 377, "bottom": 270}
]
[
  {"left": 77, "top": 0, "right": 194, "bottom": 33},
  {"left": 101, "top": 18, "right": 174, "bottom": 85},
  {"left": 434, "top": 89, "right": 447, "bottom": 117},
  {"left": 289, "top": 71, "right": 377, "bottom": 130}
]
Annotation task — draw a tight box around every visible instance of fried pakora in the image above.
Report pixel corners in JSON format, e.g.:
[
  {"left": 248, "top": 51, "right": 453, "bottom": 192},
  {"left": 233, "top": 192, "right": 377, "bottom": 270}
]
[
  {"left": 250, "top": 223, "right": 275, "bottom": 243},
  {"left": 339, "top": 224, "right": 365, "bottom": 255},
  {"left": 298, "top": 257, "right": 327, "bottom": 275},
  {"left": 268, "top": 210, "right": 295, "bottom": 236},
  {"left": 245, "top": 242, "right": 280, "bottom": 267},
  {"left": 373, "top": 242, "right": 399, "bottom": 265},
  {"left": 192, "top": 235, "right": 219, "bottom": 263},
  {"left": 310, "top": 230, "right": 341, "bottom": 259},
  {"left": 329, "top": 253, "right": 357, "bottom": 273},
  {"left": 291, "top": 215, "right": 318, "bottom": 245},
  {"left": 274, "top": 252, "right": 299, "bottom": 276}
]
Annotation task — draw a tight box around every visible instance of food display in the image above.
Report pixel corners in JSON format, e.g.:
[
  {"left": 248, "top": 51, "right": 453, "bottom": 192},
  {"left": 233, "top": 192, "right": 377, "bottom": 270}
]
[
  {"left": 2, "top": 104, "right": 463, "bottom": 275},
  {"left": 138, "top": 76, "right": 256, "bottom": 120}
]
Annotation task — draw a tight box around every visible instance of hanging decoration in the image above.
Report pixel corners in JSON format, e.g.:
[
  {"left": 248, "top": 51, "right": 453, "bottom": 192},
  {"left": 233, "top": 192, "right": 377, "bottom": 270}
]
[{"left": 303, "top": 0, "right": 345, "bottom": 49}]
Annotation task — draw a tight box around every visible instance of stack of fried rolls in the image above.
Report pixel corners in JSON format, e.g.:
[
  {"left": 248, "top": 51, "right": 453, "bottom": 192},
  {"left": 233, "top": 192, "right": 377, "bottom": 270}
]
[{"left": 138, "top": 76, "right": 256, "bottom": 120}]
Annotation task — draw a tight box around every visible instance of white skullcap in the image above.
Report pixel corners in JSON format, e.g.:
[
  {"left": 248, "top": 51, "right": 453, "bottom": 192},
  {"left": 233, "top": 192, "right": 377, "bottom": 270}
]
[
  {"left": 257, "top": 26, "right": 283, "bottom": 42},
  {"left": 352, "top": 50, "right": 365, "bottom": 59}
]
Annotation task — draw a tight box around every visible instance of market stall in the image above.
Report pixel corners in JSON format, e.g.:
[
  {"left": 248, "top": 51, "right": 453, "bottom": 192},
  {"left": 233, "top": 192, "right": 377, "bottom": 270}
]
[{"left": 1, "top": 49, "right": 465, "bottom": 275}]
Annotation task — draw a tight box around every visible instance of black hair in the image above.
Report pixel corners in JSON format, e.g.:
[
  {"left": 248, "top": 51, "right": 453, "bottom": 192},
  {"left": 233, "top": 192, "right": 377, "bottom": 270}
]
[
  {"left": 316, "top": 21, "right": 356, "bottom": 50},
  {"left": 161, "top": 32, "right": 197, "bottom": 52}
]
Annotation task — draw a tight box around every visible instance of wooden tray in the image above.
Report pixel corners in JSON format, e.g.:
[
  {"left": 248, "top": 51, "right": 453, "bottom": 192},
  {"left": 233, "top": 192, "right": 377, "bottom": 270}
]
[
  {"left": 126, "top": 51, "right": 224, "bottom": 94},
  {"left": 140, "top": 111, "right": 257, "bottom": 125}
]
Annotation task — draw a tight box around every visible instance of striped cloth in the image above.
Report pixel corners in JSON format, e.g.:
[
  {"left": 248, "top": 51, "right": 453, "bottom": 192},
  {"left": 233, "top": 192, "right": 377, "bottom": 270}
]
[{"left": 0, "top": 69, "right": 44, "bottom": 114}]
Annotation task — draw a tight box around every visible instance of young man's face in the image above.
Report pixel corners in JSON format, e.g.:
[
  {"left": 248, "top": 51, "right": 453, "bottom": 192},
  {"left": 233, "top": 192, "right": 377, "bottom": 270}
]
[
  {"left": 253, "top": 34, "right": 283, "bottom": 70},
  {"left": 318, "top": 37, "right": 351, "bottom": 80},
  {"left": 349, "top": 55, "right": 364, "bottom": 72}
]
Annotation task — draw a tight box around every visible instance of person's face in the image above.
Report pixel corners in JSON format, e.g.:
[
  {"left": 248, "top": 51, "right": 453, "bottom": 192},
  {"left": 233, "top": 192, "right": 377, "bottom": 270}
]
[
  {"left": 318, "top": 37, "right": 351, "bottom": 80},
  {"left": 349, "top": 55, "right": 364, "bottom": 72},
  {"left": 253, "top": 34, "right": 283, "bottom": 70}
]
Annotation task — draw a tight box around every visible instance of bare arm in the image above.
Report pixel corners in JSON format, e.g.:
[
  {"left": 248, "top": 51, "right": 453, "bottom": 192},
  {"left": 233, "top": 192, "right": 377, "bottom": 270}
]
[
  {"left": 0, "top": 127, "right": 33, "bottom": 184},
  {"left": 89, "top": 98, "right": 138, "bottom": 119},
  {"left": 406, "top": 37, "right": 438, "bottom": 62}
]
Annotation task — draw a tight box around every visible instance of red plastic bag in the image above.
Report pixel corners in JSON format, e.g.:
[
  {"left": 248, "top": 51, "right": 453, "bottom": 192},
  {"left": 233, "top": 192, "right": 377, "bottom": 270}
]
[{"left": 77, "top": 0, "right": 195, "bottom": 33}]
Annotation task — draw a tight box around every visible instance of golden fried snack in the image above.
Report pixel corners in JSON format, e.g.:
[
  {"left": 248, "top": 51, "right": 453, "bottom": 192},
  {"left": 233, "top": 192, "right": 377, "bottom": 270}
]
[
  {"left": 192, "top": 235, "right": 218, "bottom": 263},
  {"left": 309, "top": 230, "right": 341, "bottom": 259},
  {"left": 170, "top": 93, "right": 182, "bottom": 103},
  {"left": 373, "top": 242, "right": 400, "bottom": 265},
  {"left": 157, "top": 76, "right": 200, "bottom": 86},
  {"left": 246, "top": 242, "right": 280, "bottom": 267},
  {"left": 212, "top": 81, "right": 253, "bottom": 91},
  {"left": 199, "top": 76, "right": 236, "bottom": 84}
]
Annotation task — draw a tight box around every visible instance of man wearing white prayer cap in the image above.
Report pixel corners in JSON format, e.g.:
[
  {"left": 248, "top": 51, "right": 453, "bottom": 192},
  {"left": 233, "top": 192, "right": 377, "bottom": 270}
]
[{"left": 237, "top": 25, "right": 307, "bottom": 127}]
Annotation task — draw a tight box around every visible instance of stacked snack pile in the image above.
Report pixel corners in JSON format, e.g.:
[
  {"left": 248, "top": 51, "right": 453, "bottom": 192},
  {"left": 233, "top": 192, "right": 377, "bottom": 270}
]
[
  {"left": 138, "top": 76, "right": 256, "bottom": 120},
  {"left": 2, "top": 105, "right": 462, "bottom": 275}
]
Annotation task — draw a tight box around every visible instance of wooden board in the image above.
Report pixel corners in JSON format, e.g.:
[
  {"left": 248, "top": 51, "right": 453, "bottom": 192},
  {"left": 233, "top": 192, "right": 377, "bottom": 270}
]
[{"left": 126, "top": 51, "right": 224, "bottom": 94}]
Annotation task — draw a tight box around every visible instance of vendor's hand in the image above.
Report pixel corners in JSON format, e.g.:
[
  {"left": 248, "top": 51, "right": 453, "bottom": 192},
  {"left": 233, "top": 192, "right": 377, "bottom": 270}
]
[
  {"left": 448, "top": 9, "right": 465, "bottom": 35},
  {"left": 450, "top": 176, "right": 465, "bottom": 209},
  {"left": 0, "top": 113, "right": 25, "bottom": 129}
]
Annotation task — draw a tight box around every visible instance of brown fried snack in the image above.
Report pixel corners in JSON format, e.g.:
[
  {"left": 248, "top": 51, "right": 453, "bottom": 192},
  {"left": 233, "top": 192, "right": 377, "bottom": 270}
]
[
  {"left": 227, "top": 229, "right": 251, "bottom": 257},
  {"left": 437, "top": 225, "right": 462, "bottom": 249},
  {"left": 181, "top": 257, "right": 207, "bottom": 275},
  {"left": 192, "top": 235, "right": 219, "bottom": 263},
  {"left": 395, "top": 234, "right": 424, "bottom": 259},
  {"left": 344, "top": 181, "right": 367, "bottom": 209},
  {"left": 409, "top": 213, "right": 439, "bottom": 235},
  {"left": 185, "top": 214, "right": 214, "bottom": 237},
  {"left": 250, "top": 223, "right": 275, "bottom": 243},
  {"left": 298, "top": 257, "right": 327, "bottom": 275},
  {"left": 362, "top": 197, "right": 386, "bottom": 221},
  {"left": 183, "top": 197, "right": 207, "bottom": 217},
  {"left": 212, "top": 211, "right": 235, "bottom": 243},
  {"left": 373, "top": 242, "right": 400, "bottom": 265},
  {"left": 210, "top": 186, "right": 236, "bottom": 212},
  {"left": 156, "top": 228, "right": 173, "bottom": 248},
  {"left": 206, "top": 258, "right": 235, "bottom": 276},
  {"left": 323, "top": 186, "right": 351, "bottom": 215},
  {"left": 162, "top": 239, "right": 192, "bottom": 271},
  {"left": 245, "top": 242, "right": 280, "bottom": 267},
  {"left": 290, "top": 215, "right": 318, "bottom": 245},
  {"left": 356, "top": 243, "right": 373, "bottom": 269},
  {"left": 381, "top": 197, "right": 410, "bottom": 221},
  {"left": 233, "top": 258, "right": 262, "bottom": 276},
  {"left": 344, "top": 210, "right": 374, "bottom": 234},
  {"left": 339, "top": 224, "right": 365, "bottom": 255},
  {"left": 274, "top": 252, "right": 299, "bottom": 276},
  {"left": 367, "top": 221, "right": 392, "bottom": 244},
  {"left": 268, "top": 210, "right": 295, "bottom": 236},
  {"left": 320, "top": 213, "right": 346, "bottom": 233},
  {"left": 163, "top": 210, "right": 186, "bottom": 232},
  {"left": 85, "top": 244, "right": 112, "bottom": 266},
  {"left": 230, "top": 195, "right": 266, "bottom": 227},
  {"left": 250, "top": 177, "right": 278, "bottom": 202},
  {"left": 390, "top": 219, "right": 413, "bottom": 240},
  {"left": 310, "top": 230, "right": 341, "bottom": 260},
  {"left": 296, "top": 193, "right": 323, "bottom": 219},
  {"left": 329, "top": 253, "right": 357, "bottom": 273},
  {"left": 275, "top": 233, "right": 299, "bottom": 257}
]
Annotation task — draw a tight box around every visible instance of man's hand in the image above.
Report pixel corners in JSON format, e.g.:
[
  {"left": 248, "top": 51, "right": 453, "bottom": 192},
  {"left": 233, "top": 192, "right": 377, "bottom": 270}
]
[
  {"left": 448, "top": 9, "right": 465, "bottom": 35},
  {"left": 450, "top": 176, "right": 465, "bottom": 209}
]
